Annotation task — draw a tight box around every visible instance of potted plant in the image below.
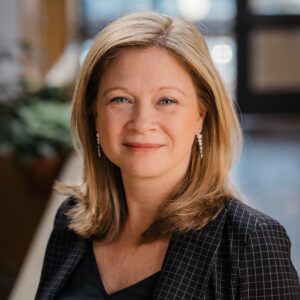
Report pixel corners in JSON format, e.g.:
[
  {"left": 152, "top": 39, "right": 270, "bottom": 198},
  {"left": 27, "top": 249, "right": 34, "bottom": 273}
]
[{"left": 0, "top": 86, "right": 73, "bottom": 194}]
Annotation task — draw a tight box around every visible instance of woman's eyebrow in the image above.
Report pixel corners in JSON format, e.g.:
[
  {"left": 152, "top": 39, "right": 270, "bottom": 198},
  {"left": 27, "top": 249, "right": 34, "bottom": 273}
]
[
  {"left": 100, "top": 86, "right": 187, "bottom": 98},
  {"left": 157, "top": 86, "right": 186, "bottom": 97},
  {"left": 100, "top": 86, "right": 131, "bottom": 98}
]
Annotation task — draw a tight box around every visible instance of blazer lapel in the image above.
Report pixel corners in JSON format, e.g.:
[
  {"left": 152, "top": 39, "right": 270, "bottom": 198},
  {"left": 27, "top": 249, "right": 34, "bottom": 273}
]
[
  {"left": 153, "top": 206, "right": 228, "bottom": 300},
  {"left": 52, "top": 239, "right": 88, "bottom": 298},
  {"left": 41, "top": 235, "right": 89, "bottom": 300}
]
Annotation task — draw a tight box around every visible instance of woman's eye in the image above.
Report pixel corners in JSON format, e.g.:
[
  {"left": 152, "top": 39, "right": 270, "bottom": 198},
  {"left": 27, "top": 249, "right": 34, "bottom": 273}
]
[
  {"left": 110, "top": 97, "right": 130, "bottom": 104},
  {"left": 159, "top": 98, "right": 177, "bottom": 105}
]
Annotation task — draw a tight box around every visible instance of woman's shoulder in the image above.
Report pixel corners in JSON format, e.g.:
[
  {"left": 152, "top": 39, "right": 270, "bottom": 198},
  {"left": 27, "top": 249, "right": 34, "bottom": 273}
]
[
  {"left": 223, "top": 198, "right": 288, "bottom": 243},
  {"left": 222, "top": 199, "right": 300, "bottom": 297},
  {"left": 225, "top": 198, "right": 284, "bottom": 227},
  {"left": 53, "top": 196, "right": 77, "bottom": 228}
]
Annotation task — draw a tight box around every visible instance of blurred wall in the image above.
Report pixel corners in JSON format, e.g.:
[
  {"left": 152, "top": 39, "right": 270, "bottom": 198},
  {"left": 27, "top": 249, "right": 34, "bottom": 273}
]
[
  {"left": 19, "top": 0, "right": 69, "bottom": 74},
  {"left": 0, "top": 0, "right": 20, "bottom": 101},
  {"left": 0, "top": 0, "right": 19, "bottom": 42}
]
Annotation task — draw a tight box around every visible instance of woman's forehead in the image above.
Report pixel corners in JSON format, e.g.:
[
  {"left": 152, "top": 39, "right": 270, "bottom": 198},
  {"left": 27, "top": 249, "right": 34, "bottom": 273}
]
[{"left": 98, "top": 47, "right": 197, "bottom": 94}]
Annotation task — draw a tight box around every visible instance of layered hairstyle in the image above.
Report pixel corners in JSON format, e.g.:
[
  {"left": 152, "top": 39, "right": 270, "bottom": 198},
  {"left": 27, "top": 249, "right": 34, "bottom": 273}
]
[{"left": 60, "top": 11, "right": 242, "bottom": 243}]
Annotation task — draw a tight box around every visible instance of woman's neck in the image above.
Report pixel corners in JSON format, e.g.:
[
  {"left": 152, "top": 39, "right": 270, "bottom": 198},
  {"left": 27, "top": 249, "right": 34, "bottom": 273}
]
[{"left": 121, "top": 172, "right": 184, "bottom": 238}]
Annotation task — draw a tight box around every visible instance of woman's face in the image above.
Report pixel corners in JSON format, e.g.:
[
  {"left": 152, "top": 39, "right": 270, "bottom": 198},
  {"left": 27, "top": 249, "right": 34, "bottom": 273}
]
[{"left": 95, "top": 47, "right": 206, "bottom": 182}]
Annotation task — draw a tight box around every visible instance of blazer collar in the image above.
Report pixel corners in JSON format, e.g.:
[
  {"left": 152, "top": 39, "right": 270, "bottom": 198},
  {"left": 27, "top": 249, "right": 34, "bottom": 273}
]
[{"left": 153, "top": 203, "right": 229, "bottom": 299}]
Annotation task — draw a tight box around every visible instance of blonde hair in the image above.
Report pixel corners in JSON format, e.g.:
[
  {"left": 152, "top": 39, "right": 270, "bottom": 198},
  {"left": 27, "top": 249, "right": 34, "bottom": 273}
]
[{"left": 60, "top": 12, "right": 242, "bottom": 243}]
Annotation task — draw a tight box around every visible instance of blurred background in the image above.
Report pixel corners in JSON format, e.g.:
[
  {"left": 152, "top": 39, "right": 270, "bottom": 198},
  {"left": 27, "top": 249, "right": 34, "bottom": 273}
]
[{"left": 0, "top": 0, "right": 299, "bottom": 299}]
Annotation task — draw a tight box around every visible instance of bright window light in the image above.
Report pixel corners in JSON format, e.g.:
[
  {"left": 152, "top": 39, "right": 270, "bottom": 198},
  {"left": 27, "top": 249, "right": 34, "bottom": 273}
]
[
  {"left": 177, "top": 0, "right": 211, "bottom": 21},
  {"left": 212, "top": 44, "right": 233, "bottom": 65}
]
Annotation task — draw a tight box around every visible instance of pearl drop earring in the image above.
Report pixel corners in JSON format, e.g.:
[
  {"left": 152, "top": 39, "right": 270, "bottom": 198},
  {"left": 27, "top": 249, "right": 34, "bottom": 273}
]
[
  {"left": 96, "top": 133, "right": 101, "bottom": 158},
  {"left": 196, "top": 130, "right": 203, "bottom": 159}
]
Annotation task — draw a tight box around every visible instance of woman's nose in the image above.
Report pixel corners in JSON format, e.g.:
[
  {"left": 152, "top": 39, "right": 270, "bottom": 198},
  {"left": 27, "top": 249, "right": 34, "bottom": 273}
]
[{"left": 126, "top": 103, "right": 156, "bottom": 133}]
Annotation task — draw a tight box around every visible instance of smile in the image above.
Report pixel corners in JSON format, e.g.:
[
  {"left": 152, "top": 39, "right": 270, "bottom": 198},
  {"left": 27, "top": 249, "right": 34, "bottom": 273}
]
[{"left": 123, "top": 142, "right": 163, "bottom": 152}]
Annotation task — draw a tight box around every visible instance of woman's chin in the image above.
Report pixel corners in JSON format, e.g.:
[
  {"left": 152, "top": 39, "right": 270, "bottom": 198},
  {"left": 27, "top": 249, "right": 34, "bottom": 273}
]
[{"left": 120, "top": 165, "right": 167, "bottom": 181}]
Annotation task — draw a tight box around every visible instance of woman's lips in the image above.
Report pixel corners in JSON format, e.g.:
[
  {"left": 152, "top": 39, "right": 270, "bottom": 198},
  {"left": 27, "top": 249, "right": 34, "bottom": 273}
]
[{"left": 123, "top": 142, "right": 163, "bottom": 152}]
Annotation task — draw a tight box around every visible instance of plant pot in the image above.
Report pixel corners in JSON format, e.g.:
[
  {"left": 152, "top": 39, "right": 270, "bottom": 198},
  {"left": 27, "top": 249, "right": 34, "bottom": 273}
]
[{"left": 23, "top": 154, "right": 67, "bottom": 196}]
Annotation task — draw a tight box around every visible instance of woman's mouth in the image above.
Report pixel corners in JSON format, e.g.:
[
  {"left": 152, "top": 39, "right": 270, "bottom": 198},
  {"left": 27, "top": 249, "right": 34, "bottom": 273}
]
[{"left": 123, "top": 142, "right": 163, "bottom": 152}]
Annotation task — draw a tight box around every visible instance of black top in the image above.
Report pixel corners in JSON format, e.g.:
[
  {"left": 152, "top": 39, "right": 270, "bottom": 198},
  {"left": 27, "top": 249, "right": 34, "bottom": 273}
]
[{"left": 57, "top": 243, "right": 160, "bottom": 300}]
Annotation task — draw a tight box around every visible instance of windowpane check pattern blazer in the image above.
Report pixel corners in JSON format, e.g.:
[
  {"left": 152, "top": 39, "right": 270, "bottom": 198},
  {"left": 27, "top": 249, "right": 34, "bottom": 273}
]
[{"left": 35, "top": 197, "right": 300, "bottom": 299}]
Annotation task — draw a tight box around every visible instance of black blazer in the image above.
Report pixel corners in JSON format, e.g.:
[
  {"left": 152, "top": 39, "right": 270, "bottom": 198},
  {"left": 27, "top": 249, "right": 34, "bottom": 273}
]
[{"left": 35, "top": 197, "right": 300, "bottom": 299}]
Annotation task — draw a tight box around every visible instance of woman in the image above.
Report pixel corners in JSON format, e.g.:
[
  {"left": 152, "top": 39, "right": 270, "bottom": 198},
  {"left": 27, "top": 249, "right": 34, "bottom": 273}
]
[{"left": 35, "top": 12, "right": 300, "bottom": 299}]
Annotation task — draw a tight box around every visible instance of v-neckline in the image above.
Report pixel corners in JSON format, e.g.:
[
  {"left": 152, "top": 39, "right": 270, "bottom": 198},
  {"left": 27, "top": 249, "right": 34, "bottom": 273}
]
[{"left": 90, "top": 245, "right": 161, "bottom": 297}]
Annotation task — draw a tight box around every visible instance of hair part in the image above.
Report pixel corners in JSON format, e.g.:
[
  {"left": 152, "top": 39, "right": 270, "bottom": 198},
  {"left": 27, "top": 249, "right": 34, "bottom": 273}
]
[{"left": 57, "top": 11, "right": 243, "bottom": 244}]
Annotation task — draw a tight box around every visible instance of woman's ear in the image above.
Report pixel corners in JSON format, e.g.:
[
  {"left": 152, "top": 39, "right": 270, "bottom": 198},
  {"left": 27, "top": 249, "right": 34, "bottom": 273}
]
[
  {"left": 94, "top": 103, "right": 98, "bottom": 131},
  {"left": 197, "top": 108, "right": 207, "bottom": 131},
  {"left": 199, "top": 108, "right": 207, "bottom": 119},
  {"left": 94, "top": 115, "right": 98, "bottom": 131}
]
